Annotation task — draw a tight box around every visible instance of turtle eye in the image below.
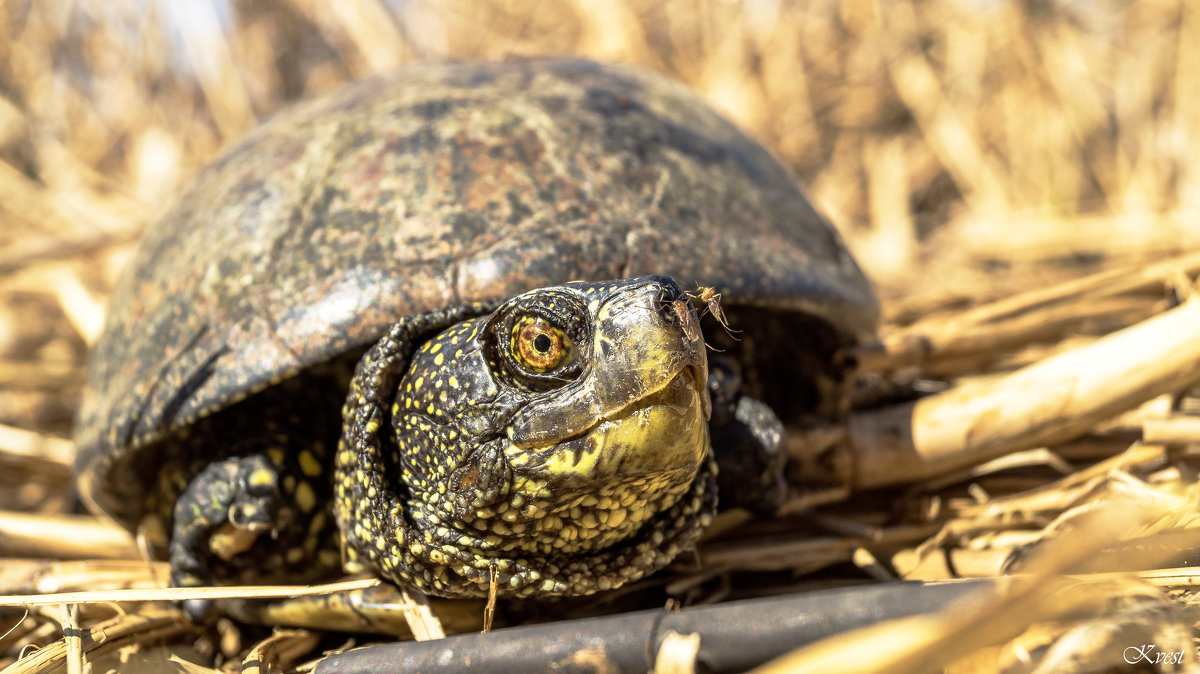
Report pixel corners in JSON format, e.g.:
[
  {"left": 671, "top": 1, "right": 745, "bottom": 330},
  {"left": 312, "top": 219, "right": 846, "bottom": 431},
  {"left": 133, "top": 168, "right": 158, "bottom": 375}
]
[
  {"left": 488, "top": 290, "right": 588, "bottom": 391},
  {"left": 511, "top": 316, "right": 574, "bottom": 373}
]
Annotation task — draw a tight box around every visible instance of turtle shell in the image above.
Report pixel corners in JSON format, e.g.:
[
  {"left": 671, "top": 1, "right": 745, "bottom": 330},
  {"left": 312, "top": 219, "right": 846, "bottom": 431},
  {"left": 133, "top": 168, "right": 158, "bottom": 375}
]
[{"left": 75, "top": 57, "right": 878, "bottom": 527}]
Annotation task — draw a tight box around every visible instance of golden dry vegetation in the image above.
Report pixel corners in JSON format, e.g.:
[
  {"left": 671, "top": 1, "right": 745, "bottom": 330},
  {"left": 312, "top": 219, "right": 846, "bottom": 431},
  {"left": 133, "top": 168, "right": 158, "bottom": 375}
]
[{"left": 3, "top": 0, "right": 1200, "bottom": 672}]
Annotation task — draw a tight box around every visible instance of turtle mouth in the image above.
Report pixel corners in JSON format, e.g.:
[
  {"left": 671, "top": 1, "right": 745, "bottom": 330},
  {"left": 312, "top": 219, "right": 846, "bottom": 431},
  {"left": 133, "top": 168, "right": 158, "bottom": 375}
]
[
  {"left": 593, "top": 364, "right": 708, "bottom": 479},
  {"left": 603, "top": 363, "right": 707, "bottom": 425},
  {"left": 510, "top": 360, "right": 709, "bottom": 450},
  {"left": 553, "top": 362, "right": 707, "bottom": 447},
  {"left": 512, "top": 362, "right": 709, "bottom": 486}
]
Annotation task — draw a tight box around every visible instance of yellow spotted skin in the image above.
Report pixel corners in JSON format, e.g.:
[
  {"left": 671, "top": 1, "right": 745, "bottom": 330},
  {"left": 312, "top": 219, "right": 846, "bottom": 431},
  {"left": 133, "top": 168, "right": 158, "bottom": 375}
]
[
  {"left": 336, "top": 276, "right": 717, "bottom": 598},
  {"left": 140, "top": 373, "right": 347, "bottom": 589}
]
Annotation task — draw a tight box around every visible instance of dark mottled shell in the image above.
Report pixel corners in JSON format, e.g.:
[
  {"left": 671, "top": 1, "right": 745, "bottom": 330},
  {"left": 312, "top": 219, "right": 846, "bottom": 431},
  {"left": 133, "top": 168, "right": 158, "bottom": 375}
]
[{"left": 75, "top": 58, "right": 877, "bottom": 521}]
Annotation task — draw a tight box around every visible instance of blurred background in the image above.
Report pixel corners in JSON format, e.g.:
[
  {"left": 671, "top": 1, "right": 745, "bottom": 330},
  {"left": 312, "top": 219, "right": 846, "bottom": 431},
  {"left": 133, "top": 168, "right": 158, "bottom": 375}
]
[{"left": 0, "top": 0, "right": 1195, "bottom": 503}]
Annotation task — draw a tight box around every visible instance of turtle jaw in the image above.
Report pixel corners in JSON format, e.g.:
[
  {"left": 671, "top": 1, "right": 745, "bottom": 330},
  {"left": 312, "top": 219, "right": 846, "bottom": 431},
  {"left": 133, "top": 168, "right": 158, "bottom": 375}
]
[
  {"left": 597, "top": 362, "right": 710, "bottom": 480},
  {"left": 520, "top": 364, "right": 709, "bottom": 484}
]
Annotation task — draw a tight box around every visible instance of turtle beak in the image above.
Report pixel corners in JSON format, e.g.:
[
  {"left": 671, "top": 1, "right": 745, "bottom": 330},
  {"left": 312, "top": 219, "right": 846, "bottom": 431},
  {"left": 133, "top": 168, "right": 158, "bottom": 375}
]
[
  {"left": 673, "top": 296, "right": 712, "bottom": 420},
  {"left": 509, "top": 275, "right": 710, "bottom": 448},
  {"left": 684, "top": 362, "right": 712, "bottom": 420}
]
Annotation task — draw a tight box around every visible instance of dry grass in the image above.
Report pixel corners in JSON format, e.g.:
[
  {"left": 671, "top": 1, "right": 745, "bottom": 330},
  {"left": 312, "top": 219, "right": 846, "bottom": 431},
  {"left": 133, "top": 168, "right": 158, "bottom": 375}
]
[{"left": 3, "top": 0, "right": 1200, "bottom": 671}]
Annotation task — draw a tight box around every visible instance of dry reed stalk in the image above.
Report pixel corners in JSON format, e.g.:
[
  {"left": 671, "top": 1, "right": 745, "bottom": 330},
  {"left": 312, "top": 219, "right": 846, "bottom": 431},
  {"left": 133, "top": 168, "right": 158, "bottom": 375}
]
[
  {"left": 0, "top": 511, "right": 139, "bottom": 560},
  {"left": 60, "top": 605, "right": 78, "bottom": 674},
  {"left": 0, "top": 425, "right": 73, "bottom": 470},
  {"left": 841, "top": 297, "right": 1200, "bottom": 487},
  {"left": 0, "top": 577, "right": 379, "bottom": 607},
  {"left": 654, "top": 630, "right": 703, "bottom": 674},
  {"left": 1142, "top": 415, "right": 1200, "bottom": 444},
  {"left": 865, "top": 248, "right": 1200, "bottom": 370},
  {"left": 224, "top": 583, "right": 481, "bottom": 636},
  {"left": 239, "top": 629, "right": 320, "bottom": 674},
  {"left": 396, "top": 588, "right": 446, "bottom": 641},
  {"left": 757, "top": 494, "right": 1185, "bottom": 674},
  {"left": 0, "top": 560, "right": 167, "bottom": 595},
  {"left": 1, "top": 609, "right": 195, "bottom": 674}
]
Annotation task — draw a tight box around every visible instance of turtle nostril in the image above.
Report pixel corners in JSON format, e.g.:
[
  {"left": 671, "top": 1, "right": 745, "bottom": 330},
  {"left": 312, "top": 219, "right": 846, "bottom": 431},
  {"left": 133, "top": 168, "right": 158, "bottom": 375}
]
[
  {"left": 645, "top": 276, "right": 687, "bottom": 319},
  {"left": 640, "top": 274, "right": 682, "bottom": 291}
]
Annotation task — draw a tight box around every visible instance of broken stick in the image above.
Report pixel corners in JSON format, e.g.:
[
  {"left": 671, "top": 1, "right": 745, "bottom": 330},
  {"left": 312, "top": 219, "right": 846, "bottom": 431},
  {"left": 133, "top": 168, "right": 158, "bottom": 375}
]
[{"left": 838, "top": 297, "right": 1200, "bottom": 488}]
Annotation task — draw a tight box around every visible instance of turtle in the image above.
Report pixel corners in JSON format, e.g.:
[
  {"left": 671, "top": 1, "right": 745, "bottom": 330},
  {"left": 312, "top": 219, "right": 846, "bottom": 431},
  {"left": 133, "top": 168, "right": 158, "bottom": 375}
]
[{"left": 73, "top": 58, "right": 878, "bottom": 603}]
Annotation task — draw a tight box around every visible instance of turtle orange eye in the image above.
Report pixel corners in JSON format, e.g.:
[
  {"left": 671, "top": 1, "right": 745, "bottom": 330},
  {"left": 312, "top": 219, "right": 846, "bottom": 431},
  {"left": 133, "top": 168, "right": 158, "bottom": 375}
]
[{"left": 512, "top": 318, "right": 573, "bottom": 372}]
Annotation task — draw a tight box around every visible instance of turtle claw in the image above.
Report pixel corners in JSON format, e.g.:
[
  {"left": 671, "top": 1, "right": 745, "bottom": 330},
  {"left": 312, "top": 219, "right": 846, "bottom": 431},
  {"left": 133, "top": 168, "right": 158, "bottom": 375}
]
[{"left": 169, "top": 454, "right": 285, "bottom": 590}]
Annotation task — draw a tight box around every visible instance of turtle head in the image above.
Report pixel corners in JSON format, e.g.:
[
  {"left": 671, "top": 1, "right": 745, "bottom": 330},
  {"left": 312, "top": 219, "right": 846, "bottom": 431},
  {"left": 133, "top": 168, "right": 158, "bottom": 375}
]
[
  {"left": 397, "top": 274, "right": 712, "bottom": 548},
  {"left": 336, "top": 275, "right": 717, "bottom": 597}
]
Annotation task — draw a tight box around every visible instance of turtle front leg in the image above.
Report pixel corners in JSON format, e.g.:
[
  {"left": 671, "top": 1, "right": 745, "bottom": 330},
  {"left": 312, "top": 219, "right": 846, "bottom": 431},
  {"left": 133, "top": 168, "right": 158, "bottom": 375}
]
[
  {"left": 171, "top": 454, "right": 287, "bottom": 588},
  {"left": 157, "top": 382, "right": 348, "bottom": 599},
  {"left": 168, "top": 446, "right": 340, "bottom": 588},
  {"left": 707, "top": 356, "right": 788, "bottom": 514}
]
